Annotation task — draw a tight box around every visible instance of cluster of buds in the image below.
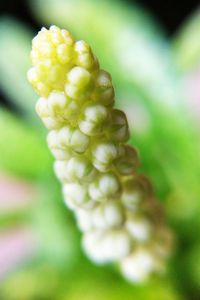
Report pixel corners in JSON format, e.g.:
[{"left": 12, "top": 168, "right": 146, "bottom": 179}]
[{"left": 28, "top": 26, "right": 172, "bottom": 283}]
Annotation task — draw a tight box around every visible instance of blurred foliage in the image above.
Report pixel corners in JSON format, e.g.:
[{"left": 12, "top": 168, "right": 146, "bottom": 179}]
[
  {"left": 0, "top": 262, "right": 182, "bottom": 300},
  {"left": 0, "top": 18, "right": 38, "bottom": 123},
  {"left": 173, "top": 9, "right": 200, "bottom": 72},
  {"left": 0, "top": 108, "right": 52, "bottom": 178},
  {"left": 0, "top": 0, "right": 200, "bottom": 299}
]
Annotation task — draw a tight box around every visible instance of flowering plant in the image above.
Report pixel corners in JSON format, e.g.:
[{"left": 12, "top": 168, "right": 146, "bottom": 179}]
[{"left": 28, "top": 26, "right": 172, "bottom": 282}]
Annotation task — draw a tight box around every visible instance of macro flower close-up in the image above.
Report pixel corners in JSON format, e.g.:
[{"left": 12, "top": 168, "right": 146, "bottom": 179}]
[{"left": 0, "top": 1, "right": 200, "bottom": 300}]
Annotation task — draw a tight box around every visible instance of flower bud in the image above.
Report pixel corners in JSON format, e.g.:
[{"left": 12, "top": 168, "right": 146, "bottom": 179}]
[
  {"left": 120, "top": 249, "right": 155, "bottom": 283},
  {"left": 89, "top": 173, "right": 121, "bottom": 201},
  {"left": 65, "top": 156, "right": 96, "bottom": 182},
  {"left": 92, "top": 142, "right": 118, "bottom": 172},
  {"left": 79, "top": 104, "right": 109, "bottom": 136},
  {"left": 116, "top": 145, "right": 139, "bottom": 175},
  {"left": 107, "top": 109, "right": 129, "bottom": 142},
  {"left": 58, "top": 125, "right": 90, "bottom": 153},
  {"left": 63, "top": 183, "right": 93, "bottom": 209},
  {"left": 92, "top": 200, "right": 124, "bottom": 230},
  {"left": 126, "top": 216, "right": 151, "bottom": 242}
]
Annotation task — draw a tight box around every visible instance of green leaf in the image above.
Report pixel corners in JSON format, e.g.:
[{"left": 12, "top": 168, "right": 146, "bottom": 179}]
[
  {"left": 0, "top": 17, "right": 38, "bottom": 123},
  {"left": 173, "top": 9, "right": 200, "bottom": 72},
  {"left": 0, "top": 108, "right": 52, "bottom": 178}
]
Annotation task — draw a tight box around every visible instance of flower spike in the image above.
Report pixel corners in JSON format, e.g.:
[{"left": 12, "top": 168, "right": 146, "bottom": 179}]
[{"left": 28, "top": 25, "right": 172, "bottom": 283}]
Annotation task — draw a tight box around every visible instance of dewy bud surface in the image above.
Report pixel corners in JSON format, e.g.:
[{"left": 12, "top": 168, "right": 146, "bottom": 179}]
[{"left": 28, "top": 25, "right": 172, "bottom": 283}]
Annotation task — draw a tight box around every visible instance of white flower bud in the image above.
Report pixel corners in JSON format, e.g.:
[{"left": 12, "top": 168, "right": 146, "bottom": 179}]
[
  {"left": 92, "top": 142, "right": 118, "bottom": 172},
  {"left": 82, "top": 230, "right": 105, "bottom": 263},
  {"left": 121, "top": 177, "right": 144, "bottom": 210},
  {"left": 65, "top": 66, "right": 91, "bottom": 99},
  {"left": 70, "top": 129, "right": 90, "bottom": 153},
  {"left": 67, "top": 66, "right": 91, "bottom": 87},
  {"left": 93, "top": 70, "right": 114, "bottom": 106},
  {"left": 64, "top": 83, "right": 80, "bottom": 99},
  {"left": 58, "top": 126, "right": 90, "bottom": 153},
  {"left": 47, "top": 91, "right": 68, "bottom": 116},
  {"left": 42, "top": 116, "right": 62, "bottom": 130},
  {"left": 35, "top": 97, "right": 49, "bottom": 118},
  {"left": 74, "top": 40, "right": 90, "bottom": 54},
  {"left": 47, "top": 130, "right": 71, "bottom": 160},
  {"left": 74, "top": 40, "right": 97, "bottom": 70},
  {"left": 54, "top": 160, "right": 68, "bottom": 181},
  {"left": 27, "top": 67, "right": 38, "bottom": 83},
  {"left": 120, "top": 249, "right": 155, "bottom": 283},
  {"left": 50, "top": 148, "right": 71, "bottom": 160},
  {"left": 47, "top": 130, "right": 59, "bottom": 148},
  {"left": 108, "top": 109, "right": 129, "bottom": 142},
  {"left": 83, "top": 229, "right": 132, "bottom": 263},
  {"left": 96, "top": 70, "right": 112, "bottom": 87},
  {"left": 54, "top": 157, "right": 95, "bottom": 183},
  {"left": 65, "top": 99, "right": 79, "bottom": 119},
  {"left": 49, "top": 25, "right": 64, "bottom": 45},
  {"left": 92, "top": 201, "right": 124, "bottom": 230},
  {"left": 56, "top": 43, "right": 73, "bottom": 64},
  {"left": 61, "top": 29, "right": 74, "bottom": 45},
  {"left": 126, "top": 216, "right": 151, "bottom": 242},
  {"left": 57, "top": 125, "right": 73, "bottom": 145},
  {"left": 89, "top": 173, "right": 121, "bottom": 201},
  {"left": 65, "top": 156, "right": 96, "bottom": 182},
  {"left": 39, "top": 41, "right": 55, "bottom": 58},
  {"left": 79, "top": 104, "right": 108, "bottom": 136},
  {"left": 115, "top": 145, "right": 139, "bottom": 175},
  {"left": 104, "top": 230, "right": 132, "bottom": 260},
  {"left": 75, "top": 209, "right": 93, "bottom": 231},
  {"left": 63, "top": 182, "right": 93, "bottom": 209},
  {"left": 99, "top": 173, "right": 121, "bottom": 197}
]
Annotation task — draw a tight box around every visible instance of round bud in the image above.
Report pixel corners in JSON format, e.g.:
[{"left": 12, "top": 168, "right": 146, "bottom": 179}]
[
  {"left": 115, "top": 145, "right": 139, "bottom": 175},
  {"left": 79, "top": 104, "right": 108, "bottom": 136},
  {"left": 92, "top": 142, "right": 118, "bottom": 172},
  {"left": 92, "top": 201, "right": 124, "bottom": 230},
  {"left": 83, "top": 229, "right": 132, "bottom": 263},
  {"left": 121, "top": 177, "right": 144, "bottom": 210},
  {"left": 65, "top": 156, "right": 96, "bottom": 182},
  {"left": 58, "top": 126, "right": 90, "bottom": 153},
  {"left": 126, "top": 216, "right": 151, "bottom": 242},
  {"left": 89, "top": 173, "right": 121, "bottom": 201},
  {"left": 63, "top": 182, "right": 93, "bottom": 209},
  {"left": 108, "top": 109, "right": 129, "bottom": 142},
  {"left": 67, "top": 66, "right": 91, "bottom": 87},
  {"left": 120, "top": 249, "right": 155, "bottom": 283},
  {"left": 75, "top": 209, "right": 93, "bottom": 231},
  {"left": 35, "top": 97, "right": 49, "bottom": 118},
  {"left": 57, "top": 43, "right": 73, "bottom": 64},
  {"left": 47, "top": 91, "right": 68, "bottom": 117}
]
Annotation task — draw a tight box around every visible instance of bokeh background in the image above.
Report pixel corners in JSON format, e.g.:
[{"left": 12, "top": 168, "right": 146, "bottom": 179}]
[{"left": 0, "top": 0, "right": 200, "bottom": 299}]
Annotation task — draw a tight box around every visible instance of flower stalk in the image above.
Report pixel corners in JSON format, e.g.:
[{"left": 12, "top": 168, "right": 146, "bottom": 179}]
[{"left": 28, "top": 26, "right": 172, "bottom": 283}]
